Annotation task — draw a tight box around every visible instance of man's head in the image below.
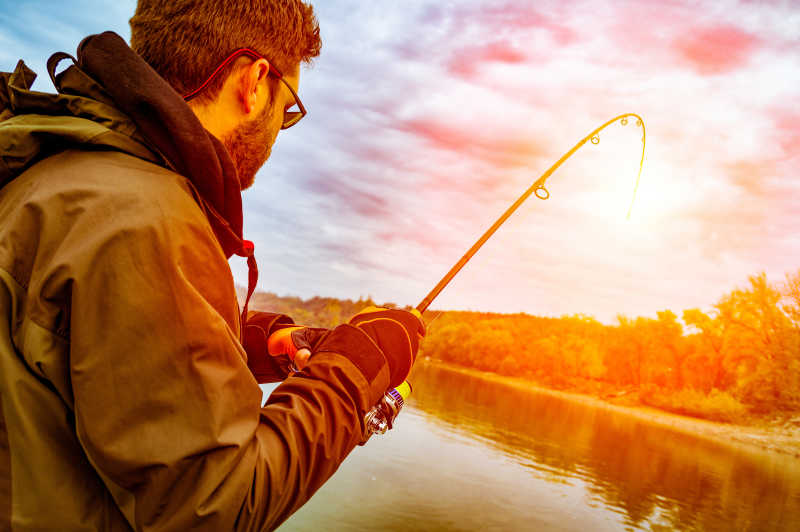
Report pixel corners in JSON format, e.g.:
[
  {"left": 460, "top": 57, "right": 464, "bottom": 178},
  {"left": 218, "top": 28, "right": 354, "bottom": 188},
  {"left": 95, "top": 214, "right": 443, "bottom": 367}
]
[{"left": 130, "top": 0, "right": 321, "bottom": 189}]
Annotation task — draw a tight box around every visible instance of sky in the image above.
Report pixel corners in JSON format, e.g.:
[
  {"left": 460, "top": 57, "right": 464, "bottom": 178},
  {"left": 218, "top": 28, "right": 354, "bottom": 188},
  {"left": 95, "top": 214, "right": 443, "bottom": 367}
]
[{"left": 1, "top": 0, "right": 798, "bottom": 323}]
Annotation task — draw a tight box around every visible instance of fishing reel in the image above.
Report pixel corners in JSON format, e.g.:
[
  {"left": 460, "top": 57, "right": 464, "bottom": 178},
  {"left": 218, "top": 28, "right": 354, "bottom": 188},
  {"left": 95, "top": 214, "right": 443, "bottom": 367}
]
[{"left": 361, "top": 381, "right": 412, "bottom": 444}]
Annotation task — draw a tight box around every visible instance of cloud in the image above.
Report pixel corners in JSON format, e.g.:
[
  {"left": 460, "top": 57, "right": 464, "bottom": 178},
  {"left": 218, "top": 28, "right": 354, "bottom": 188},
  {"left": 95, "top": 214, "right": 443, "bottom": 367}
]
[
  {"left": 393, "top": 2, "right": 578, "bottom": 79},
  {"left": 447, "top": 40, "right": 527, "bottom": 79},
  {"left": 395, "top": 117, "right": 547, "bottom": 170},
  {"left": 3, "top": 0, "right": 799, "bottom": 322},
  {"left": 673, "top": 25, "right": 761, "bottom": 75},
  {"left": 453, "top": 2, "right": 578, "bottom": 43},
  {"left": 724, "top": 160, "right": 773, "bottom": 200},
  {"left": 305, "top": 170, "right": 390, "bottom": 218},
  {"left": 283, "top": 0, "right": 799, "bottom": 318},
  {"left": 771, "top": 108, "right": 800, "bottom": 157}
]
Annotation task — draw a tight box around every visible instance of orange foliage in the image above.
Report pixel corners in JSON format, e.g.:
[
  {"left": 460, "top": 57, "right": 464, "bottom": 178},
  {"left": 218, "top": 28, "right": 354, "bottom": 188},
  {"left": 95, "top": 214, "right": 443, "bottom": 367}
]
[
  {"left": 246, "top": 270, "right": 800, "bottom": 421},
  {"left": 419, "top": 271, "right": 800, "bottom": 419}
]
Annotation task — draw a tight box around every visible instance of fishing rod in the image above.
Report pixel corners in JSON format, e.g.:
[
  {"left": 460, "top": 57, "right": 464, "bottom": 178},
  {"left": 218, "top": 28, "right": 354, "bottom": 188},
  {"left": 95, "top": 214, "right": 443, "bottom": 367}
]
[{"left": 362, "top": 113, "right": 647, "bottom": 442}]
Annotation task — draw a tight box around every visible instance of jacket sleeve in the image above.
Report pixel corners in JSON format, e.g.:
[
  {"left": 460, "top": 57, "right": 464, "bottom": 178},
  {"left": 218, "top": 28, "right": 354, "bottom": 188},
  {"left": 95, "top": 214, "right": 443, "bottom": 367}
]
[{"left": 65, "top": 189, "right": 390, "bottom": 530}]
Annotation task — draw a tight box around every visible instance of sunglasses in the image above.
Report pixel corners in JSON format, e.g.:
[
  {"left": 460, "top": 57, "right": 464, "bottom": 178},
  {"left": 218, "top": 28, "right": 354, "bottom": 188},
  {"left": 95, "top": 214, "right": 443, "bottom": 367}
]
[{"left": 182, "top": 48, "right": 306, "bottom": 129}]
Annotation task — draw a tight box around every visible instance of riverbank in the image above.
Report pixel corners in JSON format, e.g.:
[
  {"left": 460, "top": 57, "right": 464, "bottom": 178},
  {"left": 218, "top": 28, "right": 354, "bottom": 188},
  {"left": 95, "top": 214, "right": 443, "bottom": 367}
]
[{"left": 415, "top": 359, "right": 800, "bottom": 459}]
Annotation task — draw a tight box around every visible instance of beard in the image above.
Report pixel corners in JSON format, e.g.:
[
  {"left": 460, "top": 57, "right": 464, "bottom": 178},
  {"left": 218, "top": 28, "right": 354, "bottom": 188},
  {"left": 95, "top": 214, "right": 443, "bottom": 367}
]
[{"left": 222, "top": 103, "right": 277, "bottom": 190}]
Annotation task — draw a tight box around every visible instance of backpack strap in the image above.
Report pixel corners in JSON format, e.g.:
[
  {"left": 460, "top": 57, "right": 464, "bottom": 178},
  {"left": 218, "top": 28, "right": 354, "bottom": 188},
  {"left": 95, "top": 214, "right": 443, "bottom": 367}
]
[{"left": 46, "top": 51, "right": 77, "bottom": 91}]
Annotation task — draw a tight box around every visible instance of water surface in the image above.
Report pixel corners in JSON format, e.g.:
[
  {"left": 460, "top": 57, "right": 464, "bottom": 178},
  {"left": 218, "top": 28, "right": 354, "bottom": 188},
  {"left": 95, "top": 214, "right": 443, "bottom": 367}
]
[{"left": 271, "top": 362, "right": 800, "bottom": 531}]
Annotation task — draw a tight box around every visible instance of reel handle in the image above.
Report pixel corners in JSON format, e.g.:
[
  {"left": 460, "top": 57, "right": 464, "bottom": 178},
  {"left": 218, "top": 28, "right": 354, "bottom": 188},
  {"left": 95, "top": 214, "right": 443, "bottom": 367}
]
[{"left": 361, "top": 381, "right": 412, "bottom": 443}]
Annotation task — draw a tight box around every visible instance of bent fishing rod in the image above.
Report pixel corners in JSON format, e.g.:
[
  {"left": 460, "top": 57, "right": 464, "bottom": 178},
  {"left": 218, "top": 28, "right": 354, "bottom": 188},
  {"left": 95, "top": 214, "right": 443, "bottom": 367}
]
[{"left": 362, "top": 113, "right": 647, "bottom": 442}]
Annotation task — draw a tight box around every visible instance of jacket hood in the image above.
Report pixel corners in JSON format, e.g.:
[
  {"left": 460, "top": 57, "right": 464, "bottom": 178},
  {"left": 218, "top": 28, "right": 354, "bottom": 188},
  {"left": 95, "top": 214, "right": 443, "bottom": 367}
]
[{"left": 0, "top": 32, "right": 246, "bottom": 258}]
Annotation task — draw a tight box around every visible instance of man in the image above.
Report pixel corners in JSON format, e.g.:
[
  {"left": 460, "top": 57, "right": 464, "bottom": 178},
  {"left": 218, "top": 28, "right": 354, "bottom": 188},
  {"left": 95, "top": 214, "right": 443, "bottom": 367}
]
[{"left": 0, "top": 1, "right": 424, "bottom": 530}]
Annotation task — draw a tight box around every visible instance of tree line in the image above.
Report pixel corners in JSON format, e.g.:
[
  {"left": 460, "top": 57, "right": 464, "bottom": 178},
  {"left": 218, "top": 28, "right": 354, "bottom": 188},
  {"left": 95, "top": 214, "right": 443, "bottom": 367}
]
[{"left": 247, "top": 270, "right": 800, "bottom": 422}]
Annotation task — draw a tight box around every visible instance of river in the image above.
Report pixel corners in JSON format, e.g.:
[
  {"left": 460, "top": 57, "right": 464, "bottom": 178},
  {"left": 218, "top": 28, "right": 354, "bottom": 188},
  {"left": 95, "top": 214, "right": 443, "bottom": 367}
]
[{"left": 267, "top": 361, "right": 800, "bottom": 531}]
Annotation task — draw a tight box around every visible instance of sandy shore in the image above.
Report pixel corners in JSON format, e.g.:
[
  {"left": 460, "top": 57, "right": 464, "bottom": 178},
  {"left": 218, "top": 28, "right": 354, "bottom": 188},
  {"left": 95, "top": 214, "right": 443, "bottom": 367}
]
[{"left": 421, "top": 359, "right": 800, "bottom": 459}]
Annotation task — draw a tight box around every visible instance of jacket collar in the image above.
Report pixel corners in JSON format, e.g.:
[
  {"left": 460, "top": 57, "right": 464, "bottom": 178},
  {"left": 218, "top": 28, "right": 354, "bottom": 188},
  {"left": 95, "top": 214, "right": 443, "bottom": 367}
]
[{"left": 76, "top": 31, "right": 246, "bottom": 258}]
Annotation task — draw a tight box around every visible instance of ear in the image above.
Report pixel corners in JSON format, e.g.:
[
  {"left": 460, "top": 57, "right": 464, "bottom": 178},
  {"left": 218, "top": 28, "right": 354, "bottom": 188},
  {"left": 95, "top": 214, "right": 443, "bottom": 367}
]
[{"left": 240, "top": 58, "right": 270, "bottom": 114}]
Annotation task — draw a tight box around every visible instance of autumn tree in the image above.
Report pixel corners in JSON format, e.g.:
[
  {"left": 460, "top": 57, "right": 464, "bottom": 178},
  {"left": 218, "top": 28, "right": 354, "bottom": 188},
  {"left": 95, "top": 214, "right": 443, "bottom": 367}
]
[{"left": 682, "top": 308, "right": 732, "bottom": 392}]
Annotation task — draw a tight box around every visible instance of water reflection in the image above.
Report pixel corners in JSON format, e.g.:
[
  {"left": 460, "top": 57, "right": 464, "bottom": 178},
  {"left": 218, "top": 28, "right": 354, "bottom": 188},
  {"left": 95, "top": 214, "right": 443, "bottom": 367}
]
[{"left": 408, "top": 362, "right": 800, "bottom": 531}]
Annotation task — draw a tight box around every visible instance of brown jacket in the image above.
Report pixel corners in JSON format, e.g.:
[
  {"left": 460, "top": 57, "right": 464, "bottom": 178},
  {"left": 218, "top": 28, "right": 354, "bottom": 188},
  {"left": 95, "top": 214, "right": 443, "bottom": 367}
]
[{"left": 0, "top": 34, "right": 390, "bottom": 531}]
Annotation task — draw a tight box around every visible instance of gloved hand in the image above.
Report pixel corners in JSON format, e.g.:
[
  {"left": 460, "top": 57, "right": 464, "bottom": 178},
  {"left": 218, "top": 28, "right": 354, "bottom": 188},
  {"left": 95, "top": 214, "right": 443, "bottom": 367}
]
[
  {"left": 267, "top": 326, "right": 328, "bottom": 373},
  {"left": 243, "top": 311, "right": 327, "bottom": 383},
  {"left": 348, "top": 306, "right": 425, "bottom": 388}
]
